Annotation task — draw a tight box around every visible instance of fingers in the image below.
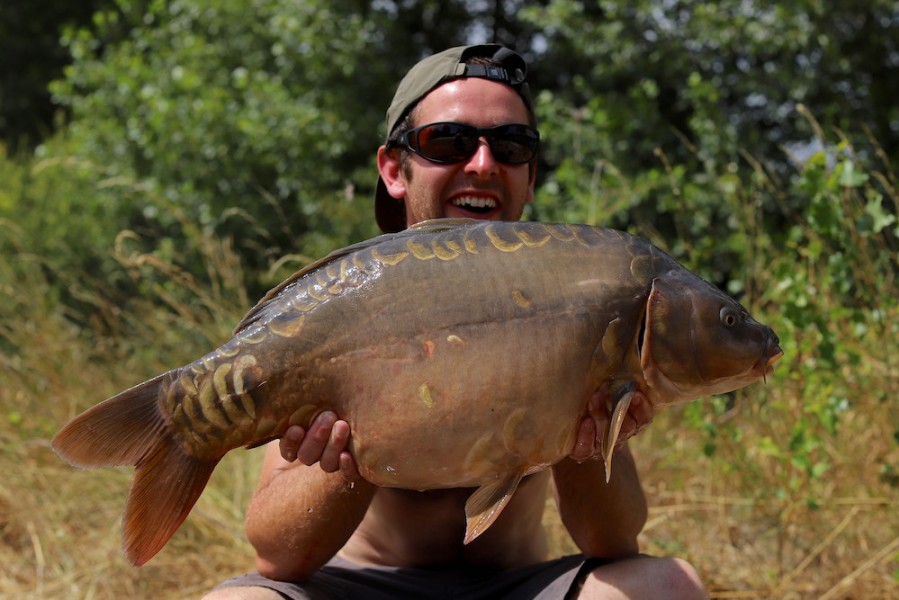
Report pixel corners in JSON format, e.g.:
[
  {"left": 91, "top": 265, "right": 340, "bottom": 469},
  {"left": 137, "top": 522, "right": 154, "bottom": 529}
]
[
  {"left": 570, "top": 415, "right": 598, "bottom": 463},
  {"left": 319, "top": 419, "right": 351, "bottom": 473},
  {"left": 338, "top": 451, "right": 362, "bottom": 483},
  {"left": 627, "top": 391, "right": 654, "bottom": 436},
  {"left": 568, "top": 385, "right": 655, "bottom": 463},
  {"left": 277, "top": 412, "right": 358, "bottom": 482},
  {"left": 279, "top": 425, "right": 306, "bottom": 462},
  {"left": 296, "top": 411, "right": 336, "bottom": 466},
  {"left": 612, "top": 391, "right": 653, "bottom": 445}
]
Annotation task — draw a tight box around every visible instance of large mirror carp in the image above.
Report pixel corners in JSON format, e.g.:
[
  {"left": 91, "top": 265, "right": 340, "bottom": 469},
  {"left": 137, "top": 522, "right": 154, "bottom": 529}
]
[{"left": 53, "top": 219, "right": 782, "bottom": 566}]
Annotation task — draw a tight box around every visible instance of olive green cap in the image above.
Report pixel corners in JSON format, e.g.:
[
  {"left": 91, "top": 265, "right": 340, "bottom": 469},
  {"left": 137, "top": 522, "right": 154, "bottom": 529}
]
[{"left": 376, "top": 44, "right": 534, "bottom": 233}]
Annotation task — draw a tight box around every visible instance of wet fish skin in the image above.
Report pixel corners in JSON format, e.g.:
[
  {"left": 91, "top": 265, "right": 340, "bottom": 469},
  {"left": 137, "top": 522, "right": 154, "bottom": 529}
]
[{"left": 52, "top": 219, "right": 782, "bottom": 567}]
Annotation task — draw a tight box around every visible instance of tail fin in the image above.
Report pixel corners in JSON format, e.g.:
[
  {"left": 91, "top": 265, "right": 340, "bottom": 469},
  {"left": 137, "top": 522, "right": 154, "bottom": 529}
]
[{"left": 52, "top": 374, "right": 219, "bottom": 567}]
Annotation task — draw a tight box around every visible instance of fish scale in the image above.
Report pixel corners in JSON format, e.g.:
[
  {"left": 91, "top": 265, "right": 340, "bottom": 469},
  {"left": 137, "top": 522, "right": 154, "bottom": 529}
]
[{"left": 53, "top": 218, "right": 782, "bottom": 567}]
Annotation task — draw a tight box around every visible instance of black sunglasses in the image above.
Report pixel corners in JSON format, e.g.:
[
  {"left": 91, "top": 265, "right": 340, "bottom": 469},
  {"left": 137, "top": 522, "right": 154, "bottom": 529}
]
[{"left": 390, "top": 122, "right": 540, "bottom": 164}]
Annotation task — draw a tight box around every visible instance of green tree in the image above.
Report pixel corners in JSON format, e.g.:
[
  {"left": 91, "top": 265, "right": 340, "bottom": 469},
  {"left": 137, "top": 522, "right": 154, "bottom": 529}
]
[
  {"left": 52, "top": 0, "right": 393, "bottom": 288},
  {"left": 20, "top": 0, "right": 899, "bottom": 304},
  {"left": 0, "top": 0, "right": 108, "bottom": 150},
  {"left": 527, "top": 0, "right": 899, "bottom": 173},
  {"left": 524, "top": 0, "right": 899, "bottom": 285},
  {"left": 46, "top": 0, "right": 549, "bottom": 298}
]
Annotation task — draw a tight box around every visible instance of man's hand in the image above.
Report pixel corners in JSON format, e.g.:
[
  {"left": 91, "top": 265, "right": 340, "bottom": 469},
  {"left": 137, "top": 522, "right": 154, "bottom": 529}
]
[
  {"left": 278, "top": 412, "right": 360, "bottom": 481},
  {"left": 569, "top": 384, "right": 654, "bottom": 463}
]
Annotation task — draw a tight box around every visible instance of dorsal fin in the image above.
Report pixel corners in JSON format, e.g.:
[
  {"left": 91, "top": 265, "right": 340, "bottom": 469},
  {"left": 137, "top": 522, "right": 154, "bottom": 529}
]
[
  {"left": 234, "top": 218, "right": 482, "bottom": 333},
  {"left": 406, "top": 217, "right": 481, "bottom": 231}
]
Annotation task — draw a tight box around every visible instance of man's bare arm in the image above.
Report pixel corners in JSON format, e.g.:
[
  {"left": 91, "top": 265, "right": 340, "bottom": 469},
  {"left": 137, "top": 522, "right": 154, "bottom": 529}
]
[
  {"left": 551, "top": 387, "right": 652, "bottom": 558},
  {"left": 245, "top": 436, "right": 374, "bottom": 581}
]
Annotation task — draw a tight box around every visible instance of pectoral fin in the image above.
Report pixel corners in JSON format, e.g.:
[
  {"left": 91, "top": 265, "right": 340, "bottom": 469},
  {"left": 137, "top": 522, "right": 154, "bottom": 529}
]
[
  {"left": 463, "top": 472, "right": 524, "bottom": 544},
  {"left": 601, "top": 382, "right": 637, "bottom": 483}
]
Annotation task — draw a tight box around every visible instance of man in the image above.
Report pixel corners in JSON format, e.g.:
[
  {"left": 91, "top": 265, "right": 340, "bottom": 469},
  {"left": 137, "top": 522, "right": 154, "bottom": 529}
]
[{"left": 207, "top": 45, "right": 707, "bottom": 599}]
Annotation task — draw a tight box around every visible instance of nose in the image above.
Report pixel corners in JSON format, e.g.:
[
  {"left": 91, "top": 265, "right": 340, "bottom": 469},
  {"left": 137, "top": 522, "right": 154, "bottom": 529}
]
[{"left": 464, "top": 138, "right": 499, "bottom": 178}]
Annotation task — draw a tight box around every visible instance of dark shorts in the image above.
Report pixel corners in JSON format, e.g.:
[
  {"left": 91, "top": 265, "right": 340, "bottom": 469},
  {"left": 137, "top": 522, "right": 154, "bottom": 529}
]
[{"left": 213, "top": 554, "right": 606, "bottom": 600}]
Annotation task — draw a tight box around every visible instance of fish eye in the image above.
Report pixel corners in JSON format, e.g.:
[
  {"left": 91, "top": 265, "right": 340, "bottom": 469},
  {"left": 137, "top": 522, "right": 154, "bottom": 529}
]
[{"left": 720, "top": 307, "right": 740, "bottom": 327}]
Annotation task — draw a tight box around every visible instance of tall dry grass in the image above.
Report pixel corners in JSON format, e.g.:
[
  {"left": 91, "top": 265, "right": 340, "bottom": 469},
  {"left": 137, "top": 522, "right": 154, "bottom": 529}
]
[
  {"left": 0, "top": 219, "right": 261, "bottom": 598},
  {"left": 2, "top": 203, "right": 897, "bottom": 599}
]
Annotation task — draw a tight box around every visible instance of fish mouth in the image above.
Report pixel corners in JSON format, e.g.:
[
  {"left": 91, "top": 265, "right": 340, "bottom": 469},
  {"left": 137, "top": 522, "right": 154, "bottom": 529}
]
[
  {"left": 763, "top": 350, "right": 784, "bottom": 378},
  {"left": 759, "top": 331, "right": 784, "bottom": 379}
]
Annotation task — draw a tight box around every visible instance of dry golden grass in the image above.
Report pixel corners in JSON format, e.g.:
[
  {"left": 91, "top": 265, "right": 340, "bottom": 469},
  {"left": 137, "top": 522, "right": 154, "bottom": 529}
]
[
  {"left": 634, "top": 410, "right": 898, "bottom": 598},
  {"left": 2, "top": 226, "right": 896, "bottom": 599}
]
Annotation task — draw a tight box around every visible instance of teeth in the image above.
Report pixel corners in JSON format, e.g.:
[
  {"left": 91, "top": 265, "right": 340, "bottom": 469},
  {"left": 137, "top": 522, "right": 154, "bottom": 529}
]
[{"left": 453, "top": 196, "right": 497, "bottom": 209}]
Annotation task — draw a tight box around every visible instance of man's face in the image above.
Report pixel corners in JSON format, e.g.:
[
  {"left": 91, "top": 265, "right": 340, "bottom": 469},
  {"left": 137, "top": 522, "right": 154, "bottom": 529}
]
[{"left": 378, "top": 78, "right": 536, "bottom": 227}]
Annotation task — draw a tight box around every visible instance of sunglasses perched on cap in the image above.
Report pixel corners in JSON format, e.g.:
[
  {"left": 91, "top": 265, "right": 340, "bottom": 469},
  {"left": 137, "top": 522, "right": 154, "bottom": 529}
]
[{"left": 389, "top": 122, "right": 540, "bottom": 164}]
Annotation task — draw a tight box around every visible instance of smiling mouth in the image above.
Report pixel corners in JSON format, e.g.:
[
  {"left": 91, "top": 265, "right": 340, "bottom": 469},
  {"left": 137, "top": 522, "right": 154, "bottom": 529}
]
[{"left": 452, "top": 196, "right": 497, "bottom": 214}]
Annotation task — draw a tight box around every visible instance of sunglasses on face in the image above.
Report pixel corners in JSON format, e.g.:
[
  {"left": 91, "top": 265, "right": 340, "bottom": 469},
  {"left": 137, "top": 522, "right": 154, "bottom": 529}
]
[{"left": 390, "top": 122, "right": 540, "bottom": 164}]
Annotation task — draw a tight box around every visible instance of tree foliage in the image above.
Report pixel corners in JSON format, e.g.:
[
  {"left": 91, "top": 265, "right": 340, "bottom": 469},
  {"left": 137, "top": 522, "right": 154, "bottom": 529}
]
[
  {"left": 3, "top": 0, "right": 899, "bottom": 300},
  {"left": 528, "top": 0, "right": 899, "bottom": 167},
  {"left": 50, "top": 0, "right": 395, "bottom": 289},
  {"left": 38, "top": 0, "right": 552, "bottom": 297},
  {"left": 0, "top": 0, "right": 107, "bottom": 151},
  {"left": 525, "top": 0, "right": 899, "bottom": 286}
]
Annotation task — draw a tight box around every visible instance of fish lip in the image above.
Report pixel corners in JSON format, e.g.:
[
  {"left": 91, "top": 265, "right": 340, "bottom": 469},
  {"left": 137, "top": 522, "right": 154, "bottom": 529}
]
[{"left": 760, "top": 346, "right": 784, "bottom": 379}]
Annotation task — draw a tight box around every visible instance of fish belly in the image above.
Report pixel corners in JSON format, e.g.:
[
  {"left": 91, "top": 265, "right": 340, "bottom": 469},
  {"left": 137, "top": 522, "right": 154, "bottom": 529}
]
[{"left": 321, "top": 312, "right": 601, "bottom": 490}]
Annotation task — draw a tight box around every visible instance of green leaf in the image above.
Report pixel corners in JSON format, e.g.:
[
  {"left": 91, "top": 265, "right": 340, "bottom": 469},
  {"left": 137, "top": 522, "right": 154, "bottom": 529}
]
[
  {"left": 837, "top": 160, "right": 869, "bottom": 188},
  {"left": 861, "top": 194, "right": 897, "bottom": 234}
]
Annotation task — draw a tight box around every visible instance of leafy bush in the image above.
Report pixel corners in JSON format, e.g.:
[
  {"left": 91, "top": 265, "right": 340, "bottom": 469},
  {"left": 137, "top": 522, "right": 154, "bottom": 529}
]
[{"left": 49, "top": 0, "right": 400, "bottom": 297}]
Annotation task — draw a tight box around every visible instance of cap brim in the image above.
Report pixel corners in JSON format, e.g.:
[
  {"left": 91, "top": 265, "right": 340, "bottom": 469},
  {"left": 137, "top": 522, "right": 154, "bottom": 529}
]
[{"left": 375, "top": 177, "right": 407, "bottom": 233}]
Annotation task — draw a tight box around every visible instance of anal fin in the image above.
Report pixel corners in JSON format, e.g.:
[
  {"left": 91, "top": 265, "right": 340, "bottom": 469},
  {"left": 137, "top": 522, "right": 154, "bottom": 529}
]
[{"left": 463, "top": 473, "right": 523, "bottom": 544}]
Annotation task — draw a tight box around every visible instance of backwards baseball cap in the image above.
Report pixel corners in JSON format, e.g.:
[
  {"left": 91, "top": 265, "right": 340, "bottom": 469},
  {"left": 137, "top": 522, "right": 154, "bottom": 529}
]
[{"left": 375, "top": 44, "right": 535, "bottom": 233}]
